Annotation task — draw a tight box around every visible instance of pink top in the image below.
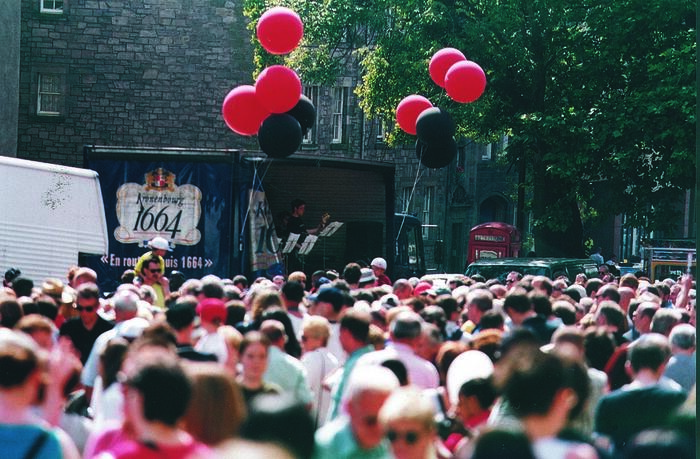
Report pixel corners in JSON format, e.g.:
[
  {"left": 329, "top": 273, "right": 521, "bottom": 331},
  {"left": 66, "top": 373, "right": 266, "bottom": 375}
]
[{"left": 86, "top": 425, "right": 212, "bottom": 459}]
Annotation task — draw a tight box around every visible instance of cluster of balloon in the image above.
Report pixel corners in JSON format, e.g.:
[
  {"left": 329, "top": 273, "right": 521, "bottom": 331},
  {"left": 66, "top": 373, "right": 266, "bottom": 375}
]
[
  {"left": 221, "top": 7, "right": 316, "bottom": 159},
  {"left": 394, "top": 47, "right": 486, "bottom": 169}
]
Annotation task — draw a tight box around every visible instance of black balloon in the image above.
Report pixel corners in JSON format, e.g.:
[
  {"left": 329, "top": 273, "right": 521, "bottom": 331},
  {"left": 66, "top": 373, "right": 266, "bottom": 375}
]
[
  {"left": 415, "top": 138, "right": 458, "bottom": 169},
  {"left": 285, "top": 95, "right": 316, "bottom": 135},
  {"left": 258, "top": 114, "right": 302, "bottom": 159},
  {"left": 415, "top": 107, "right": 455, "bottom": 146}
]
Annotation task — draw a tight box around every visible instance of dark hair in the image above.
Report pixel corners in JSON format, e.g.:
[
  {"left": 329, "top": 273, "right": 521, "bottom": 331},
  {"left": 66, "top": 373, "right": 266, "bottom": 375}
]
[
  {"left": 232, "top": 275, "right": 249, "bottom": 289},
  {"left": 436, "top": 296, "right": 459, "bottom": 317},
  {"left": 504, "top": 351, "right": 589, "bottom": 420},
  {"left": 169, "top": 271, "right": 186, "bottom": 292},
  {"left": 459, "top": 377, "right": 497, "bottom": 410},
  {"left": 281, "top": 281, "right": 305, "bottom": 302},
  {"left": 0, "top": 331, "right": 39, "bottom": 388},
  {"left": 597, "top": 284, "right": 621, "bottom": 304},
  {"left": 120, "top": 269, "right": 136, "bottom": 285},
  {"left": 101, "top": 337, "right": 130, "bottom": 389},
  {"left": 290, "top": 199, "right": 306, "bottom": 210},
  {"left": 124, "top": 354, "right": 192, "bottom": 426},
  {"left": 339, "top": 308, "right": 370, "bottom": 343},
  {"left": 629, "top": 334, "right": 671, "bottom": 372},
  {"left": 381, "top": 359, "right": 409, "bottom": 386},
  {"left": 165, "top": 302, "right": 196, "bottom": 331},
  {"left": 585, "top": 279, "right": 603, "bottom": 298},
  {"left": 480, "top": 310, "right": 505, "bottom": 330},
  {"left": 471, "top": 428, "right": 536, "bottom": 459},
  {"left": 0, "top": 299, "right": 23, "bottom": 329},
  {"left": 583, "top": 327, "right": 616, "bottom": 371},
  {"left": 342, "top": 263, "right": 362, "bottom": 284},
  {"left": 11, "top": 277, "right": 34, "bottom": 298},
  {"left": 240, "top": 393, "right": 315, "bottom": 459},
  {"left": 597, "top": 301, "right": 627, "bottom": 330},
  {"left": 258, "top": 307, "right": 301, "bottom": 358},
  {"left": 225, "top": 300, "right": 247, "bottom": 327},
  {"left": 201, "top": 278, "right": 225, "bottom": 299},
  {"left": 528, "top": 292, "right": 551, "bottom": 317},
  {"left": 503, "top": 292, "right": 531, "bottom": 314},
  {"left": 77, "top": 283, "right": 100, "bottom": 301}
]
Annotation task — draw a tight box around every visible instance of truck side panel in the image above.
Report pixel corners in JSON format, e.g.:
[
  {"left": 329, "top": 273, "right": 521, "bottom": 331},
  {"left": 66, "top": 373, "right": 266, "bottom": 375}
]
[{"left": 0, "top": 156, "right": 108, "bottom": 284}]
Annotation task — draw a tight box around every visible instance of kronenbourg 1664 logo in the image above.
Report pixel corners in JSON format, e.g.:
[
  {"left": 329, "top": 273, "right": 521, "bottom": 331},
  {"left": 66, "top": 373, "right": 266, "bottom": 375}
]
[{"left": 114, "top": 168, "right": 202, "bottom": 245}]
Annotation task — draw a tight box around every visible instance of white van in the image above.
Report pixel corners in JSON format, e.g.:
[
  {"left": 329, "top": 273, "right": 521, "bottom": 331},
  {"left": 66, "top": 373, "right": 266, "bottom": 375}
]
[{"left": 0, "top": 156, "right": 108, "bottom": 285}]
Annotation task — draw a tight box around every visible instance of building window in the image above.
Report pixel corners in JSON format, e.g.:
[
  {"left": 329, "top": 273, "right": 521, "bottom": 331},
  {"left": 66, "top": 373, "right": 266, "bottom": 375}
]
[
  {"left": 302, "top": 86, "right": 319, "bottom": 145},
  {"left": 40, "top": 0, "right": 64, "bottom": 13},
  {"left": 37, "top": 74, "right": 62, "bottom": 115},
  {"left": 331, "top": 87, "right": 347, "bottom": 144},
  {"left": 423, "top": 186, "right": 434, "bottom": 239},
  {"left": 375, "top": 118, "right": 386, "bottom": 143},
  {"left": 481, "top": 143, "right": 492, "bottom": 161}
]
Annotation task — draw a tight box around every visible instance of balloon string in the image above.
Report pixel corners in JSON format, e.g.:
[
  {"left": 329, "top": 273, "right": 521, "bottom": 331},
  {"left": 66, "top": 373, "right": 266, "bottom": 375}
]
[{"left": 396, "top": 146, "right": 424, "bottom": 242}]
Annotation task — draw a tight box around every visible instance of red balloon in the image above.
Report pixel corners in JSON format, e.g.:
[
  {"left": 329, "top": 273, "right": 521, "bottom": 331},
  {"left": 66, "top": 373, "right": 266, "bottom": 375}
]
[
  {"left": 222, "top": 85, "right": 270, "bottom": 136},
  {"left": 255, "top": 65, "right": 302, "bottom": 114},
  {"left": 429, "top": 48, "right": 466, "bottom": 88},
  {"left": 445, "top": 60, "right": 487, "bottom": 103},
  {"left": 256, "top": 7, "right": 304, "bottom": 55},
  {"left": 396, "top": 95, "right": 433, "bottom": 135}
]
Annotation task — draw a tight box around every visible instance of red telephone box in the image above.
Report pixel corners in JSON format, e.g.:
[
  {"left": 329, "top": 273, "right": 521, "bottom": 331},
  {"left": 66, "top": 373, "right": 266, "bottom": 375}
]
[{"left": 467, "top": 222, "right": 522, "bottom": 265}]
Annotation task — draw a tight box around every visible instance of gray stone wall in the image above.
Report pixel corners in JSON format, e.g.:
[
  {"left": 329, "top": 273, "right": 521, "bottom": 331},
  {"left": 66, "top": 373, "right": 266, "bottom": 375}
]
[
  {"left": 18, "top": 0, "right": 255, "bottom": 166},
  {"left": 0, "top": 0, "right": 21, "bottom": 156}
]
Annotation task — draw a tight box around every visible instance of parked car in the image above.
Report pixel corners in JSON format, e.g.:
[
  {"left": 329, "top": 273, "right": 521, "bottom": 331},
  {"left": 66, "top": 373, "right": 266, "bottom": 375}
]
[{"left": 464, "top": 258, "right": 599, "bottom": 283}]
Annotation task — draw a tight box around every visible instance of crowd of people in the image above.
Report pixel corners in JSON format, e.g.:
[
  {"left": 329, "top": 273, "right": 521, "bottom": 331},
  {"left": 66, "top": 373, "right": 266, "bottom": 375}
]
[{"left": 0, "top": 250, "right": 695, "bottom": 459}]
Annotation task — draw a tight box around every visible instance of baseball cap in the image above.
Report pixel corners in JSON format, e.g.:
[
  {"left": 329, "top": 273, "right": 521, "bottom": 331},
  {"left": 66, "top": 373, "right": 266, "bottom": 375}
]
[
  {"left": 413, "top": 281, "right": 433, "bottom": 296},
  {"left": 359, "top": 268, "right": 376, "bottom": 284},
  {"left": 148, "top": 236, "right": 172, "bottom": 252},
  {"left": 371, "top": 257, "right": 387, "bottom": 270},
  {"left": 196, "top": 298, "right": 227, "bottom": 323},
  {"left": 310, "top": 287, "right": 344, "bottom": 310}
]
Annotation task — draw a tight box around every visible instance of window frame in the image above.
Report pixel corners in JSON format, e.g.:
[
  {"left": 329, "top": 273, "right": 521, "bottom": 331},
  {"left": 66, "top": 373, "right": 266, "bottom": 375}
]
[
  {"left": 422, "top": 186, "right": 434, "bottom": 240},
  {"left": 301, "top": 85, "right": 319, "bottom": 146},
  {"left": 36, "top": 73, "right": 63, "bottom": 116},
  {"left": 40, "top": 0, "right": 64, "bottom": 14},
  {"left": 331, "top": 87, "right": 348, "bottom": 144}
]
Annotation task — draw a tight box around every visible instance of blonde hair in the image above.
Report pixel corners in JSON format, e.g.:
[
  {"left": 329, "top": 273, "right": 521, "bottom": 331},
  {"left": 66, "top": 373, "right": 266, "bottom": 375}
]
[
  {"left": 378, "top": 386, "right": 437, "bottom": 431},
  {"left": 302, "top": 316, "right": 331, "bottom": 343}
]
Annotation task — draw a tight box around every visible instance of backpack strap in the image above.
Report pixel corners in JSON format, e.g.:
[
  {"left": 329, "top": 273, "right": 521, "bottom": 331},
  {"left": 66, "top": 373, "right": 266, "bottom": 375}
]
[{"left": 22, "top": 430, "right": 50, "bottom": 459}]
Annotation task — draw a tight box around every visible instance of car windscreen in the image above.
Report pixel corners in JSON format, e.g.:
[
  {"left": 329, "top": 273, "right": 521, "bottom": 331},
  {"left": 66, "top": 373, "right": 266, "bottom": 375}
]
[{"left": 465, "top": 264, "right": 551, "bottom": 283}]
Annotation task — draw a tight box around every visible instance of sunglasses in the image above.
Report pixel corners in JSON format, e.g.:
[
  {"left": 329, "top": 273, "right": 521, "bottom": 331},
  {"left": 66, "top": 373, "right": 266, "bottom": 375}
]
[
  {"left": 387, "top": 429, "right": 420, "bottom": 445},
  {"left": 75, "top": 305, "right": 95, "bottom": 312},
  {"left": 144, "top": 267, "right": 160, "bottom": 274}
]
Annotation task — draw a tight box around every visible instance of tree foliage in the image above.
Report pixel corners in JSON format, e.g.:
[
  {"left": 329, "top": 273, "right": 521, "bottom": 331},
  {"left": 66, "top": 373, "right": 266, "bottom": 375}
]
[{"left": 243, "top": 0, "right": 696, "bottom": 255}]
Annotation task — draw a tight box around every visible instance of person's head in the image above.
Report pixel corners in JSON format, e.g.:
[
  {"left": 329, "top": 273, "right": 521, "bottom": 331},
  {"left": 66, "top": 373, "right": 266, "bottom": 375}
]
[
  {"left": 455, "top": 377, "right": 497, "bottom": 425},
  {"left": 632, "top": 302, "right": 659, "bottom": 335},
  {"left": 342, "top": 263, "right": 362, "bottom": 285},
  {"left": 112, "top": 290, "right": 140, "bottom": 322},
  {"left": 165, "top": 301, "right": 197, "bottom": 331},
  {"left": 281, "top": 281, "right": 305, "bottom": 305},
  {"left": 290, "top": 198, "right": 306, "bottom": 216},
  {"left": 75, "top": 282, "right": 100, "bottom": 325},
  {"left": 619, "top": 273, "right": 640, "bottom": 290},
  {"left": 183, "top": 362, "right": 246, "bottom": 446},
  {"left": 471, "top": 428, "right": 536, "bottom": 459},
  {"left": 147, "top": 236, "right": 171, "bottom": 258},
  {"left": 503, "top": 290, "right": 531, "bottom": 324},
  {"left": 504, "top": 351, "right": 589, "bottom": 437},
  {"left": 200, "top": 275, "right": 225, "bottom": 300},
  {"left": 393, "top": 279, "right": 414, "bottom": 301},
  {"left": 121, "top": 352, "right": 192, "bottom": 428},
  {"left": 140, "top": 255, "right": 164, "bottom": 284},
  {"left": 232, "top": 274, "right": 249, "bottom": 291},
  {"left": 466, "top": 289, "right": 493, "bottom": 325},
  {"left": 301, "top": 315, "right": 331, "bottom": 353},
  {"left": 627, "top": 333, "right": 671, "bottom": 375},
  {"left": 259, "top": 319, "right": 287, "bottom": 349},
  {"left": 379, "top": 387, "right": 438, "bottom": 459},
  {"left": 583, "top": 326, "right": 616, "bottom": 371},
  {"left": 389, "top": 311, "right": 423, "bottom": 345},
  {"left": 596, "top": 284, "right": 621, "bottom": 304},
  {"left": 595, "top": 301, "right": 627, "bottom": 333},
  {"left": 15, "top": 314, "right": 56, "bottom": 350},
  {"left": 339, "top": 308, "right": 371, "bottom": 353},
  {"left": 650, "top": 308, "right": 681, "bottom": 336},
  {"left": 371, "top": 257, "right": 388, "bottom": 277},
  {"left": 240, "top": 393, "right": 315, "bottom": 459},
  {"left": 310, "top": 287, "right": 345, "bottom": 319},
  {"left": 669, "top": 323, "right": 695, "bottom": 353},
  {"left": 0, "top": 328, "right": 44, "bottom": 393},
  {"left": 100, "top": 337, "right": 130, "bottom": 389},
  {"left": 344, "top": 365, "right": 400, "bottom": 450},
  {"left": 239, "top": 331, "right": 271, "bottom": 381},
  {"left": 196, "top": 298, "right": 227, "bottom": 328}
]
